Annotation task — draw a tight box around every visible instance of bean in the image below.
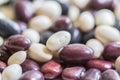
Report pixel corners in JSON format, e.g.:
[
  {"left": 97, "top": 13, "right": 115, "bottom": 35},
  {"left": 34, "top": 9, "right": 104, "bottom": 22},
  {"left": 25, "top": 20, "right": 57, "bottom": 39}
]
[
  {"left": 86, "top": 39, "right": 104, "bottom": 58},
  {"left": 28, "top": 43, "right": 53, "bottom": 62},
  {"left": 101, "top": 69, "right": 120, "bottom": 80},
  {"left": 4, "top": 35, "right": 31, "bottom": 53},
  {"left": 62, "top": 66, "right": 85, "bottom": 80},
  {"left": 68, "top": 5, "right": 80, "bottom": 22},
  {"left": 90, "top": 0, "right": 113, "bottom": 10},
  {"left": 81, "top": 68, "right": 101, "bottom": 80},
  {"left": 14, "top": 0, "right": 34, "bottom": 22},
  {"left": 50, "top": 16, "right": 72, "bottom": 32},
  {"left": 114, "top": 5, "right": 120, "bottom": 20},
  {"left": 71, "top": 0, "right": 90, "bottom": 9},
  {"left": 2, "top": 64, "right": 22, "bottom": 80},
  {"left": 59, "top": 44, "right": 94, "bottom": 64},
  {"left": 7, "top": 51, "right": 27, "bottom": 65},
  {"left": 78, "top": 11, "right": 95, "bottom": 32},
  {"left": 115, "top": 56, "right": 120, "bottom": 74},
  {"left": 0, "top": 19, "right": 20, "bottom": 38},
  {"left": 0, "top": 61, "right": 6, "bottom": 72},
  {"left": 19, "top": 70, "right": 44, "bottom": 80},
  {"left": 46, "top": 31, "right": 71, "bottom": 52},
  {"left": 95, "top": 25, "right": 120, "bottom": 44},
  {"left": 103, "top": 42, "right": 120, "bottom": 60},
  {"left": 22, "top": 29, "right": 40, "bottom": 43},
  {"left": 21, "top": 59, "right": 40, "bottom": 72},
  {"left": 0, "top": 36, "right": 4, "bottom": 47},
  {"left": 29, "top": 15, "right": 52, "bottom": 32},
  {"left": 36, "top": 1, "right": 62, "bottom": 21},
  {"left": 40, "top": 31, "right": 53, "bottom": 44},
  {"left": 41, "top": 60, "right": 63, "bottom": 79},
  {"left": 87, "top": 59, "right": 113, "bottom": 72},
  {"left": 95, "top": 9, "right": 115, "bottom": 26}
]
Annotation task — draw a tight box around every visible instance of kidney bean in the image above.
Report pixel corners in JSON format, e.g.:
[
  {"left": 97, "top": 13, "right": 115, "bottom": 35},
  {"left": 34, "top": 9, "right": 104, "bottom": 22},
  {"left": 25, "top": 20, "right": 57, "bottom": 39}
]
[
  {"left": 81, "top": 68, "right": 101, "bottom": 80},
  {"left": 7, "top": 51, "right": 27, "bottom": 65},
  {"left": 95, "top": 25, "right": 120, "bottom": 44},
  {"left": 50, "top": 16, "right": 72, "bottom": 32},
  {"left": 2, "top": 64, "right": 22, "bottom": 80},
  {"left": 4, "top": 35, "right": 31, "bottom": 53},
  {"left": 86, "top": 39, "right": 104, "bottom": 58},
  {"left": 40, "top": 31, "right": 53, "bottom": 44},
  {"left": 90, "top": 0, "right": 113, "bottom": 10},
  {"left": 87, "top": 59, "right": 113, "bottom": 72},
  {"left": 14, "top": 0, "right": 34, "bottom": 23},
  {"left": 0, "top": 60, "right": 6, "bottom": 72},
  {"left": 19, "top": 70, "right": 44, "bottom": 80},
  {"left": 59, "top": 44, "right": 94, "bottom": 64},
  {"left": 36, "top": 1, "right": 62, "bottom": 21},
  {"left": 103, "top": 42, "right": 120, "bottom": 60},
  {"left": 0, "top": 19, "right": 20, "bottom": 38},
  {"left": 21, "top": 59, "right": 40, "bottom": 72},
  {"left": 41, "top": 60, "right": 63, "bottom": 79},
  {"left": 95, "top": 9, "right": 115, "bottom": 26},
  {"left": 29, "top": 15, "right": 52, "bottom": 32},
  {"left": 101, "top": 69, "right": 120, "bottom": 80},
  {"left": 46, "top": 31, "right": 71, "bottom": 52},
  {"left": 28, "top": 43, "right": 52, "bottom": 62},
  {"left": 22, "top": 29, "right": 40, "bottom": 43},
  {"left": 62, "top": 66, "right": 85, "bottom": 80}
]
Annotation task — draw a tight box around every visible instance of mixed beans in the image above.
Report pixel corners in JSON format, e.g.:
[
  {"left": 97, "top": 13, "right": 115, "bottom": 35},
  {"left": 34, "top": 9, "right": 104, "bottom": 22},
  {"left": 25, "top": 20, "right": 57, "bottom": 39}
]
[{"left": 0, "top": 0, "right": 120, "bottom": 80}]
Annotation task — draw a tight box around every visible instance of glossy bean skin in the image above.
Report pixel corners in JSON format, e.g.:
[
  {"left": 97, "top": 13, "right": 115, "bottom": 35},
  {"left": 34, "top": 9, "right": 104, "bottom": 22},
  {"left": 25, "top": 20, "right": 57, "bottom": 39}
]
[
  {"left": 59, "top": 44, "right": 94, "bottom": 64},
  {"left": 90, "top": 0, "right": 113, "bottom": 10},
  {"left": 21, "top": 59, "right": 40, "bottom": 72},
  {"left": 81, "top": 68, "right": 101, "bottom": 80},
  {"left": 19, "top": 70, "right": 44, "bottom": 80},
  {"left": 41, "top": 60, "right": 63, "bottom": 79},
  {"left": 62, "top": 66, "right": 85, "bottom": 80},
  {"left": 4, "top": 35, "right": 31, "bottom": 53},
  {"left": 87, "top": 59, "right": 113, "bottom": 72},
  {"left": 14, "top": 0, "right": 34, "bottom": 23},
  {"left": 0, "top": 60, "right": 6, "bottom": 72},
  {"left": 101, "top": 69, "right": 120, "bottom": 80},
  {"left": 0, "top": 19, "right": 20, "bottom": 38},
  {"left": 103, "top": 42, "right": 120, "bottom": 61}
]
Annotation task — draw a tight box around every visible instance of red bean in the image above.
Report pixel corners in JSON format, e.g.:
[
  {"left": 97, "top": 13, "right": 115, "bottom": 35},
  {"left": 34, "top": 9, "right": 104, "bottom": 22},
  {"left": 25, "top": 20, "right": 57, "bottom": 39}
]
[
  {"left": 59, "top": 44, "right": 94, "bottom": 64},
  {"left": 87, "top": 59, "right": 113, "bottom": 72}
]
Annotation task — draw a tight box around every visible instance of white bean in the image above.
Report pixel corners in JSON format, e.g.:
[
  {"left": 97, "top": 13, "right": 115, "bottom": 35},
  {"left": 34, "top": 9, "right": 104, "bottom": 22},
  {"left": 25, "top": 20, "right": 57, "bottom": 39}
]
[
  {"left": 28, "top": 43, "right": 53, "bottom": 62},
  {"left": 115, "top": 56, "right": 120, "bottom": 74},
  {"left": 2, "top": 64, "right": 22, "bottom": 80},
  {"left": 46, "top": 31, "right": 71, "bottom": 52},
  {"left": 86, "top": 39, "right": 104, "bottom": 58},
  {"left": 29, "top": 15, "right": 52, "bottom": 32},
  {"left": 95, "top": 25, "right": 120, "bottom": 44},
  {"left": 8, "top": 51, "right": 27, "bottom": 65}
]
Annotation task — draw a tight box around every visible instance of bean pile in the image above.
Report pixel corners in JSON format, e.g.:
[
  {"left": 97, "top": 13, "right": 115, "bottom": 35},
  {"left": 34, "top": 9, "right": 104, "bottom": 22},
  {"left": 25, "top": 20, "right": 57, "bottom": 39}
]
[{"left": 0, "top": 0, "right": 120, "bottom": 80}]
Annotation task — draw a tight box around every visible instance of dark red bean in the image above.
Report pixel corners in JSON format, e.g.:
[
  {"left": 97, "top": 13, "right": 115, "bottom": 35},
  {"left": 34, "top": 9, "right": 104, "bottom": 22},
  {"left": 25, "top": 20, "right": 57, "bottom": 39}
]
[
  {"left": 103, "top": 42, "right": 120, "bottom": 61},
  {"left": 67, "top": 27, "right": 82, "bottom": 43},
  {"left": 59, "top": 44, "right": 94, "bottom": 64},
  {"left": 90, "top": 0, "right": 113, "bottom": 10},
  {"left": 81, "top": 68, "right": 101, "bottom": 80},
  {"left": 21, "top": 59, "right": 40, "bottom": 72},
  {"left": 41, "top": 60, "right": 63, "bottom": 79},
  {"left": 0, "top": 60, "right": 6, "bottom": 72},
  {"left": 0, "top": 19, "right": 20, "bottom": 38},
  {"left": 87, "top": 59, "right": 113, "bottom": 72},
  {"left": 62, "top": 66, "right": 85, "bottom": 80},
  {"left": 14, "top": 0, "right": 34, "bottom": 23},
  {"left": 19, "top": 70, "right": 44, "bottom": 80},
  {"left": 101, "top": 69, "right": 120, "bottom": 80},
  {"left": 4, "top": 35, "right": 31, "bottom": 53},
  {"left": 50, "top": 16, "right": 72, "bottom": 32}
]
